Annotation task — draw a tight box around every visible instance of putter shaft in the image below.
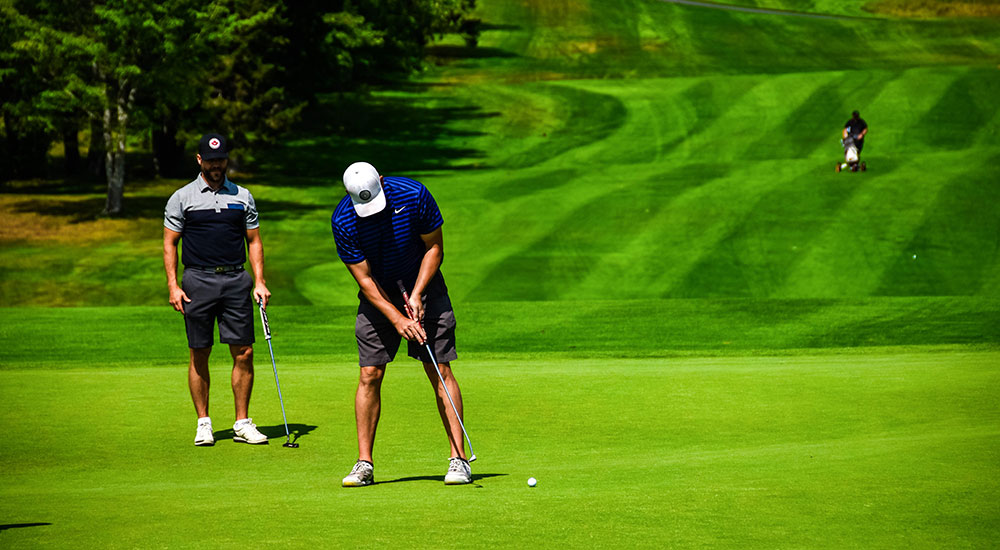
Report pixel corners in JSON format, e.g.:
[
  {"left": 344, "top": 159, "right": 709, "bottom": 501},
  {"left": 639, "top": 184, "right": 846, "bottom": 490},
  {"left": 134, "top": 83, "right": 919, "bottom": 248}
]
[
  {"left": 258, "top": 299, "right": 296, "bottom": 447},
  {"left": 396, "top": 282, "right": 477, "bottom": 462}
]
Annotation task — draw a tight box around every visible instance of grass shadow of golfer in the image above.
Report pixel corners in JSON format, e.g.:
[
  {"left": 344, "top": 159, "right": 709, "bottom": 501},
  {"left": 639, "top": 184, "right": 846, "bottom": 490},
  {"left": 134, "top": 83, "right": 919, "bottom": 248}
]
[
  {"left": 377, "top": 473, "right": 507, "bottom": 486},
  {"left": 214, "top": 423, "right": 317, "bottom": 444},
  {"left": 0, "top": 523, "right": 52, "bottom": 531}
]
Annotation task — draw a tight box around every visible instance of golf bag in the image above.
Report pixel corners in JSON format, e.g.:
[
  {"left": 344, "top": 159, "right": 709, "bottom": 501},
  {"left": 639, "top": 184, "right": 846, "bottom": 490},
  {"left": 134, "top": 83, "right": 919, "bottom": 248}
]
[{"left": 836, "top": 135, "right": 866, "bottom": 172}]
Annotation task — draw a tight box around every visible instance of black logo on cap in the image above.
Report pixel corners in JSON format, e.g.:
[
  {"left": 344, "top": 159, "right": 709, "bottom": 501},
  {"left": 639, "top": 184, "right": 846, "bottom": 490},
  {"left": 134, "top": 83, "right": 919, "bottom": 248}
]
[{"left": 359, "top": 190, "right": 372, "bottom": 201}]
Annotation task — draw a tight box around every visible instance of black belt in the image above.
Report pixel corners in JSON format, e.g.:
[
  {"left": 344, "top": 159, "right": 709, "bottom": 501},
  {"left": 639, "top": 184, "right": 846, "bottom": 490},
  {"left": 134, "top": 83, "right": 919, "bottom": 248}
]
[{"left": 187, "top": 265, "right": 245, "bottom": 273}]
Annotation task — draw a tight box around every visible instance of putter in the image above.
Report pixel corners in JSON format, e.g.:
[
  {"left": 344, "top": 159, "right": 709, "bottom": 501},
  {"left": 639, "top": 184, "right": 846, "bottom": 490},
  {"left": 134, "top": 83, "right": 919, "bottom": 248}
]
[
  {"left": 257, "top": 298, "right": 299, "bottom": 448},
  {"left": 397, "top": 281, "right": 477, "bottom": 462}
]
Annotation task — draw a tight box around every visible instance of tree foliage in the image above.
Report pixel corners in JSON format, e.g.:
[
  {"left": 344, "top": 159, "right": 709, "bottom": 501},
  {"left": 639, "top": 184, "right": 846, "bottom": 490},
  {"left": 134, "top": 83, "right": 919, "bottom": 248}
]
[
  {"left": 3, "top": 0, "right": 227, "bottom": 212},
  {"left": 1, "top": 0, "right": 479, "bottom": 213}
]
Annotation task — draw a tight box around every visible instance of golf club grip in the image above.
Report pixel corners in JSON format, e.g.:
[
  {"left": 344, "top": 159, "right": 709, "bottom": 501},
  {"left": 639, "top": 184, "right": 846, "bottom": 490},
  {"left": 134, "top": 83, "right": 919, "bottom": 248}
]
[
  {"left": 396, "top": 280, "right": 415, "bottom": 320},
  {"left": 257, "top": 299, "right": 272, "bottom": 340},
  {"left": 397, "top": 281, "right": 428, "bottom": 346}
]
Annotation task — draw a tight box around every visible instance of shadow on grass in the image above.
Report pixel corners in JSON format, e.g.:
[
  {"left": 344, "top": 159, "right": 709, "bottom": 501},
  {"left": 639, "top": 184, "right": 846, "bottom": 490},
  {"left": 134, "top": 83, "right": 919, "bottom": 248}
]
[
  {"left": 253, "top": 91, "right": 500, "bottom": 183},
  {"left": 8, "top": 195, "right": 168, "bottom": 222},
  {"left": 377, "top": 473, "right": 507, "bottom": 486},
  {"left": 10, "top": 195, "right": 320, "bottom": 223},
  {"left": 0, "top": 177, "right": 105, "bottom": 196},
  {"left": 0, "top": 523, "right": 52, "bottom": 531},
  {"left": 213, "top": 422, "right": 317, "bottom": 443},
  {"left": 479, "top": 22, "right": 522, "bottom": 32},
  {"left": 426, "top": 45, "right": 520, "bottom": 59},
  {"left": 0, "top": 151, "right": 192, "bottom": 197}
]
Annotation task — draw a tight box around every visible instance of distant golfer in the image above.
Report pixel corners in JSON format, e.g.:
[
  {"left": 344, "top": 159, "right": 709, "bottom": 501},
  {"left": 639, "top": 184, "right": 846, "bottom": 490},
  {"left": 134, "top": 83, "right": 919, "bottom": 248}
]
[
  {"left": 163, "top": 133, "right": 271, "bottom": 447},
  {"left": 838, "top": 110, "right": 869, "bottom": 172},
  {"left": 331, "top": 161, "right": 472, "bottom": 486},
  {"left": 844, "top": 110, "right": 867, "bottom": 149}
]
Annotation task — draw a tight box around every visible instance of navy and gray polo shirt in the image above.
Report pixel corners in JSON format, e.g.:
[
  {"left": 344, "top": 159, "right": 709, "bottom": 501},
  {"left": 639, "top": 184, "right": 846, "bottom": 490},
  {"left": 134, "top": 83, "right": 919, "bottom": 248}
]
[
  {"left": 331, "top": 176, "right": 444, "bottom": 292},
  {"left": 164, "top": 174, "right": 259, "bottom": 268}
]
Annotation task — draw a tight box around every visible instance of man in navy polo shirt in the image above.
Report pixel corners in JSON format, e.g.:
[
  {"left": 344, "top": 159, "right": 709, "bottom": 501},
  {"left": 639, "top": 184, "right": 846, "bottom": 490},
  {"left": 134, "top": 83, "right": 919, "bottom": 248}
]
[
  {"left": 163, "top": 133, "right": 271, "bottom": 447},
  {"left": 331, "top": 161, "right": 472, "bottom": 486},
  {"left": 844, "top": 110, "right": 868, "bottom": 152}
]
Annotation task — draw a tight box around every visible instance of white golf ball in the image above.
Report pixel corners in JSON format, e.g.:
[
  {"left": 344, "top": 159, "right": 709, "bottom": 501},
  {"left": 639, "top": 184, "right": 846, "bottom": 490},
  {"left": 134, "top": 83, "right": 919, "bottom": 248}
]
[{"left": 527, "top": 477, "right": 537, "bottom": 487}]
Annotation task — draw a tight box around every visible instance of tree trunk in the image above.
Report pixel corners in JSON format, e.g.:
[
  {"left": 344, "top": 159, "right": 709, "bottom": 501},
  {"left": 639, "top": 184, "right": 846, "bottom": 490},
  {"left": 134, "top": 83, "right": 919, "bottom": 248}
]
[{"left": 102, "top": 97, "right": 129, "bottom": 217}]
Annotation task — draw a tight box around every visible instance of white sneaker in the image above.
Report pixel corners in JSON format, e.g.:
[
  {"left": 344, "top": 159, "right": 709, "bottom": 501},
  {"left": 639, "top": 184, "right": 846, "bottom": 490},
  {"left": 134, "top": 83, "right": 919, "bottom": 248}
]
[
  {"left": 444, "top": 457, "right": 472, "bottom": 485},
  {"left": 233, "top": 418, "right": 268, "bottom": 444},
  {"left": 194, "top": 418, "right": 214, "bottom": 446},
  {"left": 342, "top": 460, "right": 374, "bottom": 487}
]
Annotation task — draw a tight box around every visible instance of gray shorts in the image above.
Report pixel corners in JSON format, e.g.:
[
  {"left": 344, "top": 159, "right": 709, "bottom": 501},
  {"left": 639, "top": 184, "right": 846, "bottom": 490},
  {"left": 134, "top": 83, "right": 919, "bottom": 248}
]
[
  {"left": 356, "top": 291, "right": 457, "bottom": 367},
  {"left": 182, "top": 268, "right": 254, "bottom": 349}
]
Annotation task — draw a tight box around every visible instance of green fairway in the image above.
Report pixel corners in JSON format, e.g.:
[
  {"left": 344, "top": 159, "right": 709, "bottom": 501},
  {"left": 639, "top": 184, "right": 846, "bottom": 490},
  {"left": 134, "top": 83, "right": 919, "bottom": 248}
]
[
  {"left": 3, "top": 1, "right": 999, "bottom": 306},
  {"left": 3, "top": 0, "right": 1000, "bottom": 547}
]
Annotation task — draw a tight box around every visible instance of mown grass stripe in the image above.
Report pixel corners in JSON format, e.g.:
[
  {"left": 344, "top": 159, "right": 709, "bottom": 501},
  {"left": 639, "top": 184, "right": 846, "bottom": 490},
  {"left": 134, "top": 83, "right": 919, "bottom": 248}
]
[
  {"left": 874, "top": 155, "right": 1000, "bottom": 296},
  {"left": 659, "top": 0, "right": 860, "bottom": 20},
  {"left": 778, "top": 151, "right": 961, "bottom": 297},
  {"left": 653, "top": 162, "right": 804, "bottom": 297},
  {"left": 674, "top": 170, "right": 866, "bottom": 297}
]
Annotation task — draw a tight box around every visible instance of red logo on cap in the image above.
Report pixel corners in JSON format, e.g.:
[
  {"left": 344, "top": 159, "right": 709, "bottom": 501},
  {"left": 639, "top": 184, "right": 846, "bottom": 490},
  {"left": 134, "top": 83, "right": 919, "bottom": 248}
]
[{"left": 209, "top": 138, "right": 221, "bottom": 149}]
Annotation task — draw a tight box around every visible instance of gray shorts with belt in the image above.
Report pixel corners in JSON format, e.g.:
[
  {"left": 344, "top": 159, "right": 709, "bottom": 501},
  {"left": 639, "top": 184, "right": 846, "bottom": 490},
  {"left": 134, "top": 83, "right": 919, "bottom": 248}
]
[
  {"left": 355, "top": 280, "right": 457, "bottom": 367},
  {"left": 182, "top": 268, "right": 254, "bottom": 349}
]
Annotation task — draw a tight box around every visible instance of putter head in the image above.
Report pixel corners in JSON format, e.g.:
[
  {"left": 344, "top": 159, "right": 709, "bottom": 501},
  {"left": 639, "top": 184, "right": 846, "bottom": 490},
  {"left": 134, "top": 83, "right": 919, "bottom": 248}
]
[
  {"left": 469, "top": 454, "right": 477, "bottom": 463},
  {"left": 283, "top": 441, "right": 299, "bottom": 448}
]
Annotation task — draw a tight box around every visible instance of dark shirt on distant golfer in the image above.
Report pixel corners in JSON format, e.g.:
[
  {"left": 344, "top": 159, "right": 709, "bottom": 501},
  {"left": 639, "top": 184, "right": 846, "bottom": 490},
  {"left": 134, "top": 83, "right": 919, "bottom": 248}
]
[
  {"left": 164, "top": 174, "right": 259, "bottom": 267},
  {"left": 845, "top": 117, "right": 868, "bottom": 149},
  {"left": 330, "top": 176, "right": 444, "bottom": 293}
]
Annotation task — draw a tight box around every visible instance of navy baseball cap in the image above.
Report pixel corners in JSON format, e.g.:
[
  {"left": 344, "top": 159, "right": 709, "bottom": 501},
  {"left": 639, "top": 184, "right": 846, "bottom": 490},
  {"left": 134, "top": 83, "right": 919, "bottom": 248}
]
[{"left": 199, "top": 133, "right": 229, "bottom": 160}]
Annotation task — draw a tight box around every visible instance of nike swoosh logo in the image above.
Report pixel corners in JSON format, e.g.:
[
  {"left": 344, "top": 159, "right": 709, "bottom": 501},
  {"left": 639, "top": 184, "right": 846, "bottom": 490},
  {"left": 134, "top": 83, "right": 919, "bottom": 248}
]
[{"left": 394, "top": 207, "right": 406, "bottom": 214}]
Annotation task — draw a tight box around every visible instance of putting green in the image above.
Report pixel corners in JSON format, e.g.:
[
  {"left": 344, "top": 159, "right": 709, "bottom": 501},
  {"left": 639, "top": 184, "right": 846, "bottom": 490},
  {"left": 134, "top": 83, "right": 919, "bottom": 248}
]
[{"left": 2, "top": 350, "right": 998, "bottom": 547}]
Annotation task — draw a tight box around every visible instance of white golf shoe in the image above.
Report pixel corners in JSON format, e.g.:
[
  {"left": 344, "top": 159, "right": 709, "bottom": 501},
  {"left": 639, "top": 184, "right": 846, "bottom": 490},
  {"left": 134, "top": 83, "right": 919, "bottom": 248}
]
[
  {"left": 342, "top": 460, "right": 374, "bottom": 487},
  {"left": 194, "top": 418, "right": 214, "bottom": 446},
  {"left": 444, "top": 457, "right": 472, "bottom": 485},
  {"left": 233, "top": 418, "right": 268, "bottom": 444}
]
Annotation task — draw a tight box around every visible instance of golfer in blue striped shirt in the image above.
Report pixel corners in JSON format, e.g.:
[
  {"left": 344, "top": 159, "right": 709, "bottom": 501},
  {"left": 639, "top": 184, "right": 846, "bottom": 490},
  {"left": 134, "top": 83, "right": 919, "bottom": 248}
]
[{"left": 331, "top": 162, "right": 472, "bottom": 486}]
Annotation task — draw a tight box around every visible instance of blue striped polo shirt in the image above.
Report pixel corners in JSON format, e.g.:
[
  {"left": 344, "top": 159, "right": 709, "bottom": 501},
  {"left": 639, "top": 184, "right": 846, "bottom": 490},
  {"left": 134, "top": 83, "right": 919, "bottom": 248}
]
[
  {"left": 164, "top": 174, "right": 259, "bottom": 268},
  {"left": 331, "top": 176, "right": 444, "bottom": 292}
]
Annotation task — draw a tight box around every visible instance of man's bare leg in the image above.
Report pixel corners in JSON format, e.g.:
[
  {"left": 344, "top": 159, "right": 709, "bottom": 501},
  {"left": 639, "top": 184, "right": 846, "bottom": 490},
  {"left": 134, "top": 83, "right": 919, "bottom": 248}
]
[
  {"left": 230, "top": 344, "right": 254, "bottom": 421},
  {"left": 356, "top": 365, "right": 385, "bottom": 463},
  {"left": 424, "top": 361, "right": 467, "bottom": 460},
  {"left": 189, "top": 347, "right": 212, "bottom": 417}
]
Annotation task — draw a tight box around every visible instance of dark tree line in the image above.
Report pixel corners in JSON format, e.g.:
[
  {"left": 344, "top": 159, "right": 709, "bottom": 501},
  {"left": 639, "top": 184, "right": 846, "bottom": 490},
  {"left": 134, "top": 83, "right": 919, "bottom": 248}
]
[{"left": 0, "top": 0, "right": 478, "bottom": 215}]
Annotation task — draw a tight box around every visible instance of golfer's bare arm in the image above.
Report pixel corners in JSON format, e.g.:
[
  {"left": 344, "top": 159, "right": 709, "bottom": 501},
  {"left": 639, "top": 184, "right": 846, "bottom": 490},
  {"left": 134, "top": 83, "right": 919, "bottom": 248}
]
[
  {"left": 245, "top": 227, "right": 271, "bottom": 306},
  {"left": 409, "top": 227, "right": 444, "bottom": 318},
  {"left": 345, "top": 260, "right": 426, "bottom": 342},
  {"left": 163, "top": 228, "right": 188, "bottom": 313}
]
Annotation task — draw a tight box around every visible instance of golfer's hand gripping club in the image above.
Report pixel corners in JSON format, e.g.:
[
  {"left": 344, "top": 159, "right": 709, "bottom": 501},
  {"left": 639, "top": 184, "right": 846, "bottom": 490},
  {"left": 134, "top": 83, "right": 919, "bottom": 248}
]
[
  {"left": 398, "top": 292, "right": 425, "bottom": 344},
  {"left": 258, "top": 298, "right": 272, "bottom": 340}
]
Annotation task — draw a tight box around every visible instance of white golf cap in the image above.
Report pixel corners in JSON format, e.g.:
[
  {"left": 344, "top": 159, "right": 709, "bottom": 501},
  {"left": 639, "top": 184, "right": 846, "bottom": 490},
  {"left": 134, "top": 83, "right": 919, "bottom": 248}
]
[{"left": 342, "top": 161, "right": 386, "bottom": 217}]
